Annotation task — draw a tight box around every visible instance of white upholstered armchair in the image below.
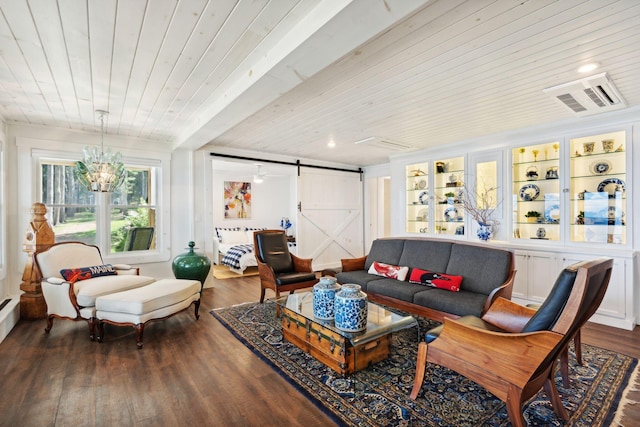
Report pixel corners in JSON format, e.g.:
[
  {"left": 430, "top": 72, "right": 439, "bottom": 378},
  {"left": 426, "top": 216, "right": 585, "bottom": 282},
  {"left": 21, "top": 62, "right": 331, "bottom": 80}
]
[{"left": 35, "top": 242, "right": 155, "bottom": 339}]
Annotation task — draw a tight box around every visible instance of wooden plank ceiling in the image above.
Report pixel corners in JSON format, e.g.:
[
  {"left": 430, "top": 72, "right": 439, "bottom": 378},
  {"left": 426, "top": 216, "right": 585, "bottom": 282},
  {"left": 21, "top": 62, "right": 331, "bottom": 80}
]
[{"left": 0, "top": 0, "right": 639, "bottom": 167}]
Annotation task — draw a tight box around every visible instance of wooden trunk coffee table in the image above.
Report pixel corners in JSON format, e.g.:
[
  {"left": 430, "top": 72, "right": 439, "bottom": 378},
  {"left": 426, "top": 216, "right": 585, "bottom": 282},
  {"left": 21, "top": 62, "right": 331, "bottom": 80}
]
[{"left": 273, "top": 292, "right": 417, "bottom": 375}]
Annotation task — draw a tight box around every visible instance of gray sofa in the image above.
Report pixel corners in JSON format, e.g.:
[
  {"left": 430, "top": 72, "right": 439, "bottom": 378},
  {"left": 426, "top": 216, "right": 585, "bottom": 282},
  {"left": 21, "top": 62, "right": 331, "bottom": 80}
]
[{"left": 336, "top": 238, "right": 515, "bottom": 322}]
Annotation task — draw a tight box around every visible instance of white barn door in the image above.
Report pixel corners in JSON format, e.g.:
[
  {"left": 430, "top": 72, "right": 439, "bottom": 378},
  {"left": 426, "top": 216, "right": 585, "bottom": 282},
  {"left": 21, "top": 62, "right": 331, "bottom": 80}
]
[{"left": 297, "top": 168, "right": 363, "bottom": 271}]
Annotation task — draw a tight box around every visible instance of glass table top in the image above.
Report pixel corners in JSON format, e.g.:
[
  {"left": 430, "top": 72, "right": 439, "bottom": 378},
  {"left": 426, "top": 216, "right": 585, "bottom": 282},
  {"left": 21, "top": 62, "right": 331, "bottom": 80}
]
[{"left": 273, "top": 291, "right": 418, "bottom": 346}]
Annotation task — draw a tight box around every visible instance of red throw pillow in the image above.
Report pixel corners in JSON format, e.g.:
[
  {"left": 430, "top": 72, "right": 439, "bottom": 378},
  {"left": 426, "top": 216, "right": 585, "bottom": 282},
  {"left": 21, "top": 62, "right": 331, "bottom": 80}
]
[
  {"left": 60, "top": 264, "right": 117, "bottom": 283},
  {"left": 367, "top": 261, "right": 409, "bottom": 281},
  {"left": 409, "top": 268, "right": 462, "bottom": 292}
]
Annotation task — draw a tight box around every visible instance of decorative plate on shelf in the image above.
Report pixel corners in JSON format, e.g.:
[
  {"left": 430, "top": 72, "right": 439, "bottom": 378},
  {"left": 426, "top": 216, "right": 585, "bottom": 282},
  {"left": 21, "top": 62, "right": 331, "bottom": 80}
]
[
  {"left": 597, "top": 178, "right": 625, "bottom": 197},
  {"left": 519, "top": 183, "right": 540, "bottom": 201},
  {"left": 418, "top": 191, "right": 429, "bottom": 205},
  {"left": 544, "top": 205, "right": 560, "bottom": 223},
  {"left": 417, "top": 179, "right": 427, "bottom": 189},
  {"left": 444, "top": 206, "right": 458, "bottom": 222},
  {"left": 590, "top": 160, "right": 612, "bottom": 175},
  {"left": 417, "top": 209, "right": 428, "bottom": 222}
]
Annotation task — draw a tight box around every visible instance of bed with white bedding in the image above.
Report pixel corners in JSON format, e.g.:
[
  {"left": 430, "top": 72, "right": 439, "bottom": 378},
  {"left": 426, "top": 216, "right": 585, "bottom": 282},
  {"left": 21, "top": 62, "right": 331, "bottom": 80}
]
[{"left": 214, "top": 227, "right": 295, "bottom": 275}]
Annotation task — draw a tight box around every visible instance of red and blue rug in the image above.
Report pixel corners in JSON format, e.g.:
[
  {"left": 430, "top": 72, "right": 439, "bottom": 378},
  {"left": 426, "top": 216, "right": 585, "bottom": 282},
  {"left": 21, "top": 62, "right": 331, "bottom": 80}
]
[{"left": 211, "top": 302, "right": 638, "bottom": 426}]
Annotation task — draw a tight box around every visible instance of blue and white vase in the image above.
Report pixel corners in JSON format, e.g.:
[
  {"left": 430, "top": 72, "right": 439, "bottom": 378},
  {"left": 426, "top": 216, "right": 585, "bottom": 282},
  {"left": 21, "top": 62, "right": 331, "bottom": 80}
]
[
  {"left": 334, "top": 284, "right": 368, "bottom": 332},
  {"left": 476, "top": 222, "right": 493, "bottom": 242},
  {"left": 312, "top": 276, "right": 341, "bottom": 320}
]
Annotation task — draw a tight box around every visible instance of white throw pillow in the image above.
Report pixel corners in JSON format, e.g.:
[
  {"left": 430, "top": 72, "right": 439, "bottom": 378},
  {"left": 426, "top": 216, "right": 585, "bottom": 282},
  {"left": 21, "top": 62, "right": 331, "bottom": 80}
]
[
  {"left": 219, "top": 229, "right": 249, "bottom": 244},
  {"left": 367, "top": 261, "right": 409, "bottom": 281}
]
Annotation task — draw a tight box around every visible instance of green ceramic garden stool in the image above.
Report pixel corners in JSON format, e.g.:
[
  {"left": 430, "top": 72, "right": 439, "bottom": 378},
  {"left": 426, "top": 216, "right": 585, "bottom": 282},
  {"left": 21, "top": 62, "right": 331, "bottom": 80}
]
[{"left": 172, "top": 241, "right": 211, "bottom": 293}]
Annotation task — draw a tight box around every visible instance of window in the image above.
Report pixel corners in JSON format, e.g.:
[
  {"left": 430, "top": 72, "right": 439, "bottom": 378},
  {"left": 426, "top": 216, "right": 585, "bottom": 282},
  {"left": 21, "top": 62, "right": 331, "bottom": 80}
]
[{"left": 40, "top": 160, "right": 158, "bottom": 254}]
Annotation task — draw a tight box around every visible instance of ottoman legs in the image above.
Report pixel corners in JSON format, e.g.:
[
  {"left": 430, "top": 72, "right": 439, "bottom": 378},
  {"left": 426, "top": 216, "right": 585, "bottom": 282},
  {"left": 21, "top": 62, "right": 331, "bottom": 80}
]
[
  {"left": 97, "top": 299, "right": 200, "bottom": 349},
  {"left": 96, "top": 321, "right": 146, "bottom": 349}
]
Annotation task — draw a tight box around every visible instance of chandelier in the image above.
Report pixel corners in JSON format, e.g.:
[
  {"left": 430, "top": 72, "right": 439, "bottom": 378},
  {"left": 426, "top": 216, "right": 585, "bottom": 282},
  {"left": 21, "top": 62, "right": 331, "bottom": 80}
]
[{"left": 76, "top": 110, "right": 127, "bottom": 192}]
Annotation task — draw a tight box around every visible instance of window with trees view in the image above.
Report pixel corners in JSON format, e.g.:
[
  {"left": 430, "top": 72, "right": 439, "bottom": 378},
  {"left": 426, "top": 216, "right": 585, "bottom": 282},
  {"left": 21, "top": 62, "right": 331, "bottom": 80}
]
[{"left": 41, "top": 160, "right": 157, "bottom": 254}]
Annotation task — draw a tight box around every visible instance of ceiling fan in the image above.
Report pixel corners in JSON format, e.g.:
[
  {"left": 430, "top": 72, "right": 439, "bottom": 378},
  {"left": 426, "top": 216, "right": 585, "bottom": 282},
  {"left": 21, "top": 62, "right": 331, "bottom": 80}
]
[{"left": 253, "top": 164, "right": 267, "bottom": 183}]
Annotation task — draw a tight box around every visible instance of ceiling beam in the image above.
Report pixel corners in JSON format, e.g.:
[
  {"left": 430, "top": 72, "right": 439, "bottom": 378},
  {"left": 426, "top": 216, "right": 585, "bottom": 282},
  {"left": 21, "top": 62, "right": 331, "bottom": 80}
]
[{"left": 173, "top": 0, "right": 431, "bottom": 151}]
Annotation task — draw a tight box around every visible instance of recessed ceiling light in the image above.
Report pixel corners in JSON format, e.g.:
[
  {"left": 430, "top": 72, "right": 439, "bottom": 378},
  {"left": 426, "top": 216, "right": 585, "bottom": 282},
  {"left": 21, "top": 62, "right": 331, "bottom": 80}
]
[
  {"left": 327, "top": 140, "right": 336, "bottom": 148},
  {"left": 578, "top": 62, "right": 600, "bottom": 73}
]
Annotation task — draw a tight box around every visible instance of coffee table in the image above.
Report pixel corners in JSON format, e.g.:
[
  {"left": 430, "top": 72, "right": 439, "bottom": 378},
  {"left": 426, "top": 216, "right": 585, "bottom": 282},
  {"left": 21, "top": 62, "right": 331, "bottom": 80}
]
[{"left": 273, "top": 291, "right": 418, "bottom": 375}]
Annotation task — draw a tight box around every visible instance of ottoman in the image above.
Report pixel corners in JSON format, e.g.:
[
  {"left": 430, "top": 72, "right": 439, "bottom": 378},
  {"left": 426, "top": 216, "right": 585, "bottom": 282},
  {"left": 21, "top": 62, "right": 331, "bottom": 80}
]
[{"left": 96, "top": 278, "right": 201, "bottom": 348}]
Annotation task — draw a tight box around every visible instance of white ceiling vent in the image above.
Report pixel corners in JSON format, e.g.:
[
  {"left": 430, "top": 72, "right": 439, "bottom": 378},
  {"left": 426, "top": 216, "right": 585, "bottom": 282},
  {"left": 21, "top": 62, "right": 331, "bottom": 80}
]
[
  {"left": 353, "top": 136, "right": 412, "bottom": 151},
  {"left": 543, "top": 72, "right": 626, "bottom": 117}
]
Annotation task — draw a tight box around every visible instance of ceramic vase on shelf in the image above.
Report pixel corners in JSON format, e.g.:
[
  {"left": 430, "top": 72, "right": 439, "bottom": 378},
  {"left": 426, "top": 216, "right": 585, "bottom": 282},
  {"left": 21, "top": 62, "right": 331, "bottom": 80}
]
[
  {"left": 476, "top": 222, "right": 493, "bottom": 242},
  {"left": 172, "top": 241, "right": 212, "bottom": 291},
  {"left": 334, "top": 284, "right": 368, "bottom": 332},
  {"left": 312, "top": 276, "right": 341, "bottom": 320}
]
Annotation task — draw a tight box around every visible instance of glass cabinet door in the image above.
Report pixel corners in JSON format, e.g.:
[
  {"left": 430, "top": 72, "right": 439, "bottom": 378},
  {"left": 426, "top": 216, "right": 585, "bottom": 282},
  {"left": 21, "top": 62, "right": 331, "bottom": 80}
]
[
  {"left": 512, "top": 142, "right": 561, "bottom": 240},
  {"left": 406, "top": 162, "right": 429, "bottom": 234},
  {"left": 433, "top": 156, "right": 465, "bottom": 236},
  {"left": 569, "top": 131, "right": 626, "bottom": 244}
]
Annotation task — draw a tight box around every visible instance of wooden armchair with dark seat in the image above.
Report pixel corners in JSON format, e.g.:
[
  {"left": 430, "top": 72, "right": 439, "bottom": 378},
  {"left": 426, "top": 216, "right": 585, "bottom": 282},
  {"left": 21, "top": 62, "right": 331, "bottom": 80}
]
[
  {"left": 410, "top": 258, "right": 613, "bottom": 427},
  {"left": 253, "top": 229, "right": 318, "bottom": 303}
]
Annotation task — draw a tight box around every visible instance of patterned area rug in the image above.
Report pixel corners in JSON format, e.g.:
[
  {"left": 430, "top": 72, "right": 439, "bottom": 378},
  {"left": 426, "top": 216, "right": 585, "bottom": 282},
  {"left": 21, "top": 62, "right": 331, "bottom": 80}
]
[{"left": 211, "top": 302, "right": 638, "bottom": 426}]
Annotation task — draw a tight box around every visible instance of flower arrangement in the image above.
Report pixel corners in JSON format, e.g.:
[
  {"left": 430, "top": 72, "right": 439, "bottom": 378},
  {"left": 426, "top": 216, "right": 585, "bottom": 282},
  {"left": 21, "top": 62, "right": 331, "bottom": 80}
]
[
  {"left": 458, "top": 181, "right": 502, "bottom": 228},
  {"left": 280, "top": 217, "right": 292, "bottom": 234}
]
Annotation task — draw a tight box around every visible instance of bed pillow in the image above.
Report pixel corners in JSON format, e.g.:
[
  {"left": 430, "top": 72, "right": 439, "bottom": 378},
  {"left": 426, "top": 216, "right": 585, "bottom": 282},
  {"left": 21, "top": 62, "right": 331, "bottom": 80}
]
[
  {"left": 219, "top": 229, "right": 250, "bottom": 244},
  {"left": 367, "top": 261, "right": 409, "bottom": 281},
  {"left": 409, "top": 268, "right": 462, "bottom": 292},
  {"left": 245, "top": 228, "right": 266, "bottom": 242},
  {"left": 215, "top": 227, "right": 240, "bottom": 240},
  {"left": 60, "top": 264, "right": 117, "bottom": 283}
]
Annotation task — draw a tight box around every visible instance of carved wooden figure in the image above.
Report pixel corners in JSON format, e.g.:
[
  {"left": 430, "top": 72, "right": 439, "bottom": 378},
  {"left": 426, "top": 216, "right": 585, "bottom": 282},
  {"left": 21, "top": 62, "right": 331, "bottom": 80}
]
[{"left": 20, "top": 202, "right": 55, "bottom": 319}]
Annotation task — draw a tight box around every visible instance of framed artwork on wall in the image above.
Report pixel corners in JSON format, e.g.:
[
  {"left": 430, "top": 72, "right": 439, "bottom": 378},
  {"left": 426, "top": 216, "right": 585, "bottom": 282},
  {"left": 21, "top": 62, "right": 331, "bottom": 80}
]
[{"left": 224, "top": 181, "right": 252, "bottom": 219}]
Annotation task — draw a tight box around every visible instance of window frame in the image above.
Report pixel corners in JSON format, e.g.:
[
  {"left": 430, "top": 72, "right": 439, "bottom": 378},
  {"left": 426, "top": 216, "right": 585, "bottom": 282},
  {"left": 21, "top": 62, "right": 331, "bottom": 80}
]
[
  {"left": 17, "top": 137, "right": 170, "bottom": 264},
  {"left": 0, "top": 140, "right": 5, "bottom": 281}
]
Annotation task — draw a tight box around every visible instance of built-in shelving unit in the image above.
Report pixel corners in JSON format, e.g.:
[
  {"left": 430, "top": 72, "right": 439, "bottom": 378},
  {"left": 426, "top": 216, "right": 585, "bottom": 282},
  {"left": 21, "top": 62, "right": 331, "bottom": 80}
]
[{"left": 512, "top": 141, "right": 561, "bottom": 241}]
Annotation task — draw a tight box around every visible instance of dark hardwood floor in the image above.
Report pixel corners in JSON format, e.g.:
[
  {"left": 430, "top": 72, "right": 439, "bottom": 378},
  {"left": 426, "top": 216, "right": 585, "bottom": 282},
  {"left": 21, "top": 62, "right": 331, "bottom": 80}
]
[{"left": 1, "top": 274, "right": 639, "bottom": 427}]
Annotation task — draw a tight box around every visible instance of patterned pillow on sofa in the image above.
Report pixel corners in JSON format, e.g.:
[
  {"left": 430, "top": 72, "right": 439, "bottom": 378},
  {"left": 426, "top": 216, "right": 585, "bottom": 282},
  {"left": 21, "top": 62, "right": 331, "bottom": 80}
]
[
  {"left": 60, "top": 264, "right": 117, "bottom": 283},
  {"left": 368, "top": 261, "right": 409, "bottom": 281},
  {"left": 409, "top": 268, "right": 462, "bottom": 292}
]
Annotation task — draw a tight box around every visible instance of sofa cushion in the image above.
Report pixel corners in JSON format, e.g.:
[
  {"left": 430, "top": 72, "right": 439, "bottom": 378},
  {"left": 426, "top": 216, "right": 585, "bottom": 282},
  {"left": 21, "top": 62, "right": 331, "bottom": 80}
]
[
  {"left": 60, "top": 264, "right": 117, "bottom": 283},
  {"left": 409, "top": 268, "right": 462, "bottom": 292},
  {"left": 445, "top": 243, "right": 512, "bottom": 295},
  {"left": 74, "top": 275, "right": 156, "bottom": 307},
  {"left": 366, "top": 278, "right": 429, "bottom": 303},
  {"left": 398, "top": 239, "right": 453, "bottom": 272},
  {"left": 368, "top": 262, "right": 409, "bottom": 281},
  {"left": 336, "top": 271, "right": 381, "bottom": 291},
  {"left": 413, "top": 288, "right": 488, "bottom": 317},
  {"left": 364, "top": 239, "right": 406, "bottom": 271}
]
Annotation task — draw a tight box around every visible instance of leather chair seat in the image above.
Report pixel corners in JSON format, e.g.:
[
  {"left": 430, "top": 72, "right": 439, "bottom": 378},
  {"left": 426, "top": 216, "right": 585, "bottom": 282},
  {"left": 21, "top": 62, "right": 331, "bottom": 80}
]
[{"left": 276, "top": 272, "right": 317, "bottom": 285}]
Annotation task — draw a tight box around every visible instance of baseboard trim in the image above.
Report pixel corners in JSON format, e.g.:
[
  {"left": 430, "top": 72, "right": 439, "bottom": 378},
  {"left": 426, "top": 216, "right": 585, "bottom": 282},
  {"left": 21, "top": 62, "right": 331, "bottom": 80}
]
[{"left": 0, "top": 296, "right": 20, "bottom": 344}]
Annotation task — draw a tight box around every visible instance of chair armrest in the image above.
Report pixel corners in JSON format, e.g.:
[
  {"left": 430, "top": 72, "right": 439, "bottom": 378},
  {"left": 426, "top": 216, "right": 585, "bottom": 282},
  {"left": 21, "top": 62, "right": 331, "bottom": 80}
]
[
  {"left": 430, "top": 318, "right": 562, "bottom": 388},
  {"left": 341, "top": 255, "right": 367, "bottom": 272},
  {"left": 291, "top": 254, "right": 313, "bottom": 273},
  {"left": 482, "top": 268, "right": 516, "bottom": 314},
  {"left": 255, "top": 256, "right": 278, "bottom": 285},
  {"left": 481, "top": 297, "right": 537, "bottom": 333},
  {"left": 41, "top": 280, "right": 81, "bottom": 318}
]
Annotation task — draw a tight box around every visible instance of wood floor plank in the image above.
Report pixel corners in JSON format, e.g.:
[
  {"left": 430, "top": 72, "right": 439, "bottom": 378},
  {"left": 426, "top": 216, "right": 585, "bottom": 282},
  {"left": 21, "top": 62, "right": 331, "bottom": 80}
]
[{"left": 0, "top": 274, "right": 637, "bottom": 427}]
